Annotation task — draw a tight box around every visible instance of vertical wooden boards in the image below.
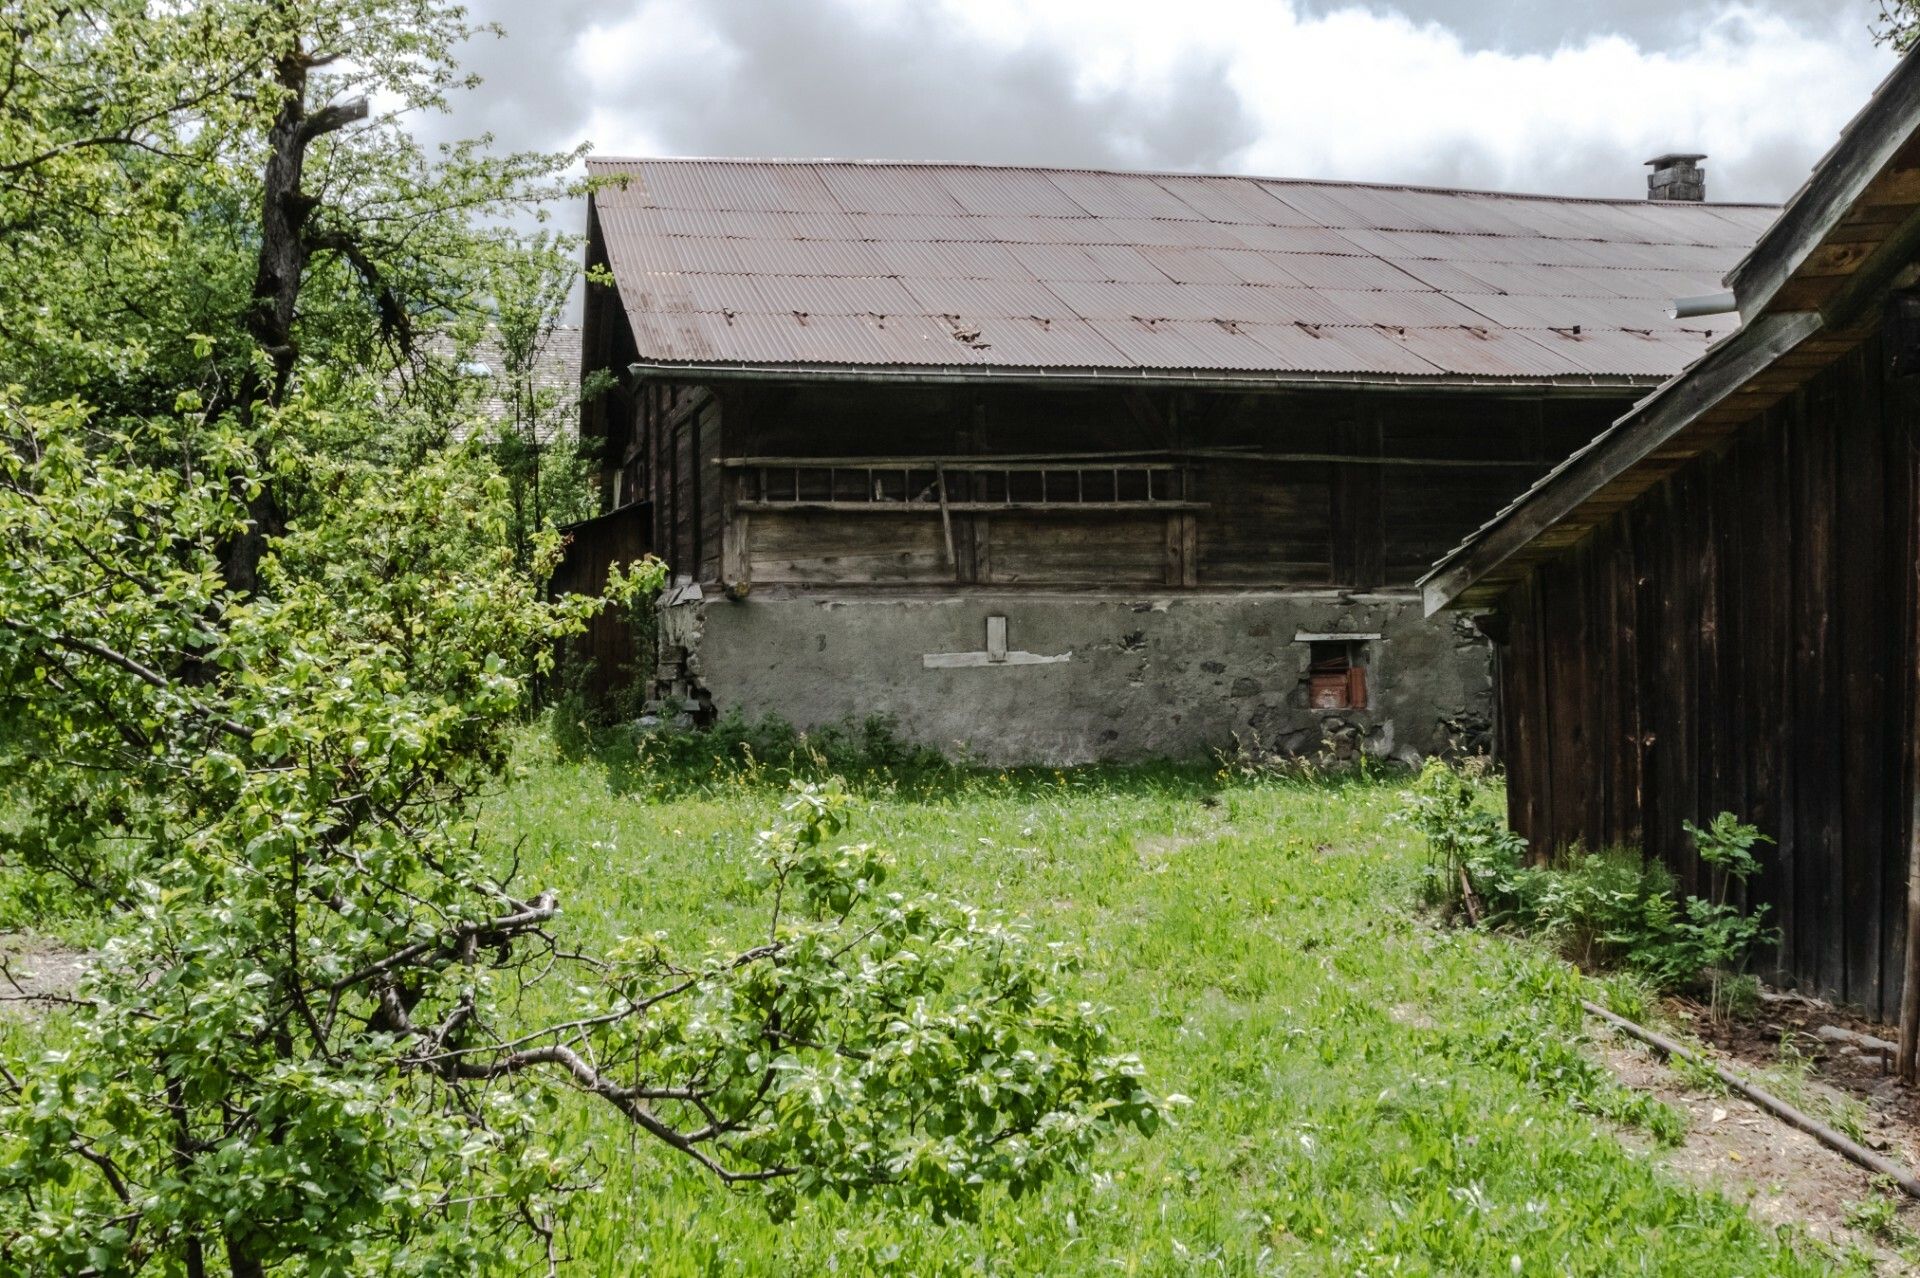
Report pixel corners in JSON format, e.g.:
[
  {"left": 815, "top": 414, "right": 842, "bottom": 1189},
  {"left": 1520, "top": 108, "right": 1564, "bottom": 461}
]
[
  {"left": 1838, "top": 343, "right": 1889, "bottom": 1012},
  {"left": 1541, "top": 539, "right": 1594, "bottom": 852},
  {"left": 749, "top": 513, "right": 951, "bottom": 584},
  {"left": 1601, "top": 515, "right": 1644, "bottom": 851},
  {"left": 698, "top": 395, "right": 725, "bottom": 583},
  {"left": 1503, "top": 574, "right": 1551, "bottom": 858},
  {"left": 1501, "top": 341, "right": 1913, "bottom": 1006},
  {"left": 721, "top": 470, "right": 751, "bottom": 598},
  {"left": 1886, "top": 337, "right": 1920, "bottom": 1019},
  {"left": 1330, "top": 419, "right": 1385, "bottom": 589},
  {"left": 548, "top": 502, "right": 653, "bottom": 707},
  {"left": 1162, "top": 513, "right": 1199, "bottom": 587},
  {"left": 1195, "top": 459, "right": 1332, "bottom": 585},
  {"left": 1796, "top": 375, "right": 1846, "bottom": 998}
]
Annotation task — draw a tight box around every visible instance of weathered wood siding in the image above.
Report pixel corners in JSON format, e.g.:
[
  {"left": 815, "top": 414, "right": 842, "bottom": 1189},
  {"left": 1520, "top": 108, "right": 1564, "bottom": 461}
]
[
  {"left": 611, "top": 381, "right": 1619, "bottom": 593},
  {"left": 549, "top": 502, "right": 654, "bottom": 705},
  {"left": 1500, "top": 335, "right": 1920, "bottom": 1016}
]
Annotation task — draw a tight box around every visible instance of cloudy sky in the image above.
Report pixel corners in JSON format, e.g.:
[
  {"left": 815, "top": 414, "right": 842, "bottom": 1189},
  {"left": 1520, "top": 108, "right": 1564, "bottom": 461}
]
[{"left": 435, "top": 0, "right": 1901, "bottom": 276}]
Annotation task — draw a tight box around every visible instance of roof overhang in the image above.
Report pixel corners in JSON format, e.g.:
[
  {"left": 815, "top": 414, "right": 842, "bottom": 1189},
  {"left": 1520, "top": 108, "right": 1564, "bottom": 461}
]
[
  {"left": 626, "top": 359, "right": 1659, "bottom": 398},
  {"left": 1421, "top": 49, "right": 1920, "bottom": 616}
]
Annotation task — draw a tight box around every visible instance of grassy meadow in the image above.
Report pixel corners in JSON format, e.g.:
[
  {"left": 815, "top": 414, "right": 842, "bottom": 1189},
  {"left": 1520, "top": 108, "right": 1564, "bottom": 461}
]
[{"left": 471, "top": 737, "right": 1856, "bottom": 1277}]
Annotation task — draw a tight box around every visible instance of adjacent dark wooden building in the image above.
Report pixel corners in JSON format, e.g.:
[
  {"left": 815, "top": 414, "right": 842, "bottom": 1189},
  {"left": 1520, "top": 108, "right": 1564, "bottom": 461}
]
[
  {"left": 1426, "top": 55, "right": 1920, "bottom": 1018},
  {"left": 576, "top": 157, "right": 1772, "bottom": 763}
]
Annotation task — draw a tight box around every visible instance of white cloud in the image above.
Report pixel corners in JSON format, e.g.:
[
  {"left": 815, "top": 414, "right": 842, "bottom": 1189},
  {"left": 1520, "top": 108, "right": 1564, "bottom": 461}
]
[{"left": 545, "top": 0, "right": 1894, "bottom": 201}]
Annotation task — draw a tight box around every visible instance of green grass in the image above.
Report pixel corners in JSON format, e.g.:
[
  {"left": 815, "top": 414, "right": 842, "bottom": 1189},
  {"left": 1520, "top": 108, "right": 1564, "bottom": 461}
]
[{"left": 480, "top": 739, "right": 1852, "bottom": 1277}]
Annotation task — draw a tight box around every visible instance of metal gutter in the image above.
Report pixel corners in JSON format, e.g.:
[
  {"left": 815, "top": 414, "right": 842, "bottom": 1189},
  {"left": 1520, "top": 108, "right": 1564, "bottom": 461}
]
[{"left": 626, "top": 359, "right": 1657, "bottom": 399}]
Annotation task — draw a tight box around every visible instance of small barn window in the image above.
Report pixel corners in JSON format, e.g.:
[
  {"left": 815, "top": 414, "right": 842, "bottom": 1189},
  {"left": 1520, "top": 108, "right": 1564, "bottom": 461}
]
[{"left": 1304, "top": 639, "right": 1369, "bottom": 711}]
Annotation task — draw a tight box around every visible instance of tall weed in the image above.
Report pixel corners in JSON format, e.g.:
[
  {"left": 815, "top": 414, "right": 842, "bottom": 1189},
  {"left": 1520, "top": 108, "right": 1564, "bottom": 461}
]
[{"left": 1397, "top": 762, "right": 1778, "bottom": 1003}]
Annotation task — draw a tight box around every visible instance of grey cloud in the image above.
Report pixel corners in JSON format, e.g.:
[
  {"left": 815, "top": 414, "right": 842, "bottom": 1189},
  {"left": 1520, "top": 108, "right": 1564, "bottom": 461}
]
[
  {"left": 1293, "top": 0, "right": 1878, "bottom": 54},
  {"left": 422, "top": 0, "right": 608, "bottom": 152},
  {"left": 432, "top": 0, "right": 1885, "bottom": 241},
  {"left": 577, "top": 0, "right": 1260, "bottom": 171}
]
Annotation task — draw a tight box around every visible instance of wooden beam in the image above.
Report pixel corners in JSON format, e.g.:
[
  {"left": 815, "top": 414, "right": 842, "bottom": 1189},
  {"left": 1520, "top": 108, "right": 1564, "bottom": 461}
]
[
  {"left": 720, "top": 450, "right": 1543, "bottom": 470},
  {"left": 1727, "top": 54, "right": 1920, "bottom": 320},
  {"left": 735, "top": 500, "right": 1208, "bottom": 513}
]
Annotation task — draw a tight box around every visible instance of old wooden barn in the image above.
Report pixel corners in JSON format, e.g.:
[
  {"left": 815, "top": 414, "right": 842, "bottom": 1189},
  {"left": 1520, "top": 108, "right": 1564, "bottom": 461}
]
[
  {"left": 1425, "top": 55, "right": 1920, "bottom": 1023},
  {"left": 574, "top": 155, "right": 1774, "bottom": 764}
]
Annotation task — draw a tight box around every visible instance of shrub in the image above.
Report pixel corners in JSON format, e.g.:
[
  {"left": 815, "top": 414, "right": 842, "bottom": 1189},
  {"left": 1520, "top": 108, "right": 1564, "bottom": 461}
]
[
  {"left": 1396, "top": 766, "right": 1778, "bottom": 1004},
  {"left": 1395, "top": 759, "right": 1527, "bottom": 922}
]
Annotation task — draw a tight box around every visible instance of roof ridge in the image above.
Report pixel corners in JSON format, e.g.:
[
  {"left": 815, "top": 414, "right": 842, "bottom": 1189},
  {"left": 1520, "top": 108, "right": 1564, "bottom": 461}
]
[{"left": 584, "top": 155, "right": 1781, "bottom": 211}]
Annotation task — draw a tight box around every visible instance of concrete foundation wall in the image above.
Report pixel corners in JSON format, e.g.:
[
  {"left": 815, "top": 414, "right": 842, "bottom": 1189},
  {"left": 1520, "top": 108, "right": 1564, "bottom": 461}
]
[{"left": 658, "top": 589, "right": 1492, "bottom": 766}]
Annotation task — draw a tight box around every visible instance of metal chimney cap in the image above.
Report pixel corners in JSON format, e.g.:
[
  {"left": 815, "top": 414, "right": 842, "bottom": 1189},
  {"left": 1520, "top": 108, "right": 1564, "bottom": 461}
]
[{"left": 1645, "top": 153, "right": 1708, "bottom": 168}]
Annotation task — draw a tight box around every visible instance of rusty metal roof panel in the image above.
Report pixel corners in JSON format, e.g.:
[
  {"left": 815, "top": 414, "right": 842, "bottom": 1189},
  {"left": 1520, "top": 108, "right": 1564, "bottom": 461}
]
[
  {"left": 1003, "top": 242, "right": 1134, "bottom": 282},
  {"left": 816, "top": 164, "right": 968, "bottom": 215},
  {"left": 1207, "top": 249, "right": 1309, "bottom": 287},
  {"left": 591, "top": 158, "right": 1777, "bottom": 381},
  {"left": 1261, "top": 253, "right": 1432, "bottom": 292},
  {"left": 1395, "top": 325, "right": 1596, "bottom": 379},
  {"left": 1077, "top": 243, "right": 1180, "bottom": 283},
  {"left": 1147, "top": 175, "right": 1319, "bottom": 225},
  {"left": 958, "top": 314, "right": 1130, "bottom": 366},
  {"left": 872, "top": 240, "right": 1031, "bottom": 282},
  {"left": 1044, "top": 170, "right": 1207, "bottom": 220},
  {"left": 929, "top": 166, "right": 1092, "bottom": 216},
  {"left": 680, "top": 273, "right": 922, "bottom": 317},
  {"left": 1311, "top": 289, "right": 1492, "bottom": 327},
  {"left": 1043, "top": 279, "right": 1360, "bottom": 326},
  {"left": 898, "top": 275, "right": 1076, "bottom": 320},
  {"left": 1091, "top": 216, "right": 1255, "bottom": 249},
  {"left": 1512, "top": 326, "right": 1709, "bottom": 377},
  {"left": 1135, "top": 245, "right": 1249, "bottom": 285},
  {"left": 1224, "top": 222, "right": 1377, "bottom": 255},
  {"left": 1237, "top": 322, "right": 1447, "bottom": 375}
]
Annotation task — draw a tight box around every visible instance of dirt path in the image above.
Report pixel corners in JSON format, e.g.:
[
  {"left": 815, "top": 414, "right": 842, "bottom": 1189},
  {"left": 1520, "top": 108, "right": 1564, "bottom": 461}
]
[
  {"left": 1594, "top": 1009, "right": 1920, "bottom": 1270},
  {"left": 0, "top": 933, "right": 92, "bottom": 1016}
]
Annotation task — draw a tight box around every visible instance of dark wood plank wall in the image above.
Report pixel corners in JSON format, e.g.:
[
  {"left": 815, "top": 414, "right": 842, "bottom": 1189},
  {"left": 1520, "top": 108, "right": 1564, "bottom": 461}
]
[
  {"left": 610, "top": 381, "right": 1618, "bottom": 593},
  {"left": 1499, "top": 334, "right": 1920, "bottom": 1016},
  {"left": 548, "top": 502, "right": 653, "bottom": 704}
]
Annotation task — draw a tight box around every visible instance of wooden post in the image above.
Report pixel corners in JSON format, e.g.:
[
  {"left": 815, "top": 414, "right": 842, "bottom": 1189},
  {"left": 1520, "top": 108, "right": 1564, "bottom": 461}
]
[
  {"left": 935, "top": 462, "right": 956, "bottom": 574},
  {"left": 721, "top": 469, "right": 751, "bottom": 600}
]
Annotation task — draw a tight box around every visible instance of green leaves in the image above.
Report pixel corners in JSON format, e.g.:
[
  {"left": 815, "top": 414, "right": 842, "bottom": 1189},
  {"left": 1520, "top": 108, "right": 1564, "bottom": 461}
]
[
  {"left": 558, "top": 781, "right": 1165, "bottom": 1226},
  {"left": 0, "top": 3, "right": 1156, "bottom": 1268}
]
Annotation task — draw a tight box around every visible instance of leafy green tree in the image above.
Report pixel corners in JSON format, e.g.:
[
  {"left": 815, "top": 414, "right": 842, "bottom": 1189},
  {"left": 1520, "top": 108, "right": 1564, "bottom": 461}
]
[
  {"left": 470, "top": 237, "right": 608, "bottom": 576},
  {"left": 0, "top": 3, "right": 1162, "bottom": 1274}
]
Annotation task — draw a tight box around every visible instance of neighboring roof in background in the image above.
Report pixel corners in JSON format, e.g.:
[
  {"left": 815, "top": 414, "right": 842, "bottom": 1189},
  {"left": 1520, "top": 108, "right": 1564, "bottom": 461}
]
[
  {"left": 1422, "top": 51, "right": 1920, "bottom": 614},
  {"left": 586, "top": 157, "right": 1776, "bottom": 390},
  {"left": 440, "top": 325, "right": 582, "bottom": 442}
]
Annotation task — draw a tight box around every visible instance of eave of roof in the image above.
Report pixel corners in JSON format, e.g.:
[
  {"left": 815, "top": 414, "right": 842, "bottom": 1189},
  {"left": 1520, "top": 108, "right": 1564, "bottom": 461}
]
[
  {"left": 1421, "top": 50, "right": 1920, "bottom": 616},
  {"left": 624, "top": 356, "right": 1663, "bottom": 396}
]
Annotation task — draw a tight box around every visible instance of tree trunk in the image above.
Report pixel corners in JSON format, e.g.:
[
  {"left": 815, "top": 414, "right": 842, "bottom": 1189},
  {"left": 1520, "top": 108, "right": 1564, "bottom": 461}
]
[
  {"left": 224, "top": 1234, "right": 266, "bottom": 1278},
  {"left": 221, "top": 43, "right": 365, "bottom": 596}
]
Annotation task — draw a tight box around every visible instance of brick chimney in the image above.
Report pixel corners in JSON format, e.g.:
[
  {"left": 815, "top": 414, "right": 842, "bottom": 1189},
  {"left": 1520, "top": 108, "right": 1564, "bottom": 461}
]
[{"left": 1646, "top": 153, "right": 1707, "bottom": 202}]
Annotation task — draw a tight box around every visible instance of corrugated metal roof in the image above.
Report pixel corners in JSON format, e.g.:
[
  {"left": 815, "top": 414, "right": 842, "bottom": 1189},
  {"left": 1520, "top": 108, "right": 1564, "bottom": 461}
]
[{"left": 589, "top": 158, "right": 1777, "bottom": 384}]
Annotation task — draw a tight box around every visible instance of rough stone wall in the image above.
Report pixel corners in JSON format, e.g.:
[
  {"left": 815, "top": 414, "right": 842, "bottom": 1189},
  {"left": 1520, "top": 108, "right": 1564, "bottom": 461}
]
[{"left": 655, "top": 589, "right": 1491, "bottom": 766}]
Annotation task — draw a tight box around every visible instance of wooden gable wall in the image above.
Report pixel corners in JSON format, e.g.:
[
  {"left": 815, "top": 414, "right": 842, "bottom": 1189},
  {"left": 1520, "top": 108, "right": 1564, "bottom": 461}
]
[{"left": 1497, "top": 331, "right": 1920, "bottom": 1016}]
